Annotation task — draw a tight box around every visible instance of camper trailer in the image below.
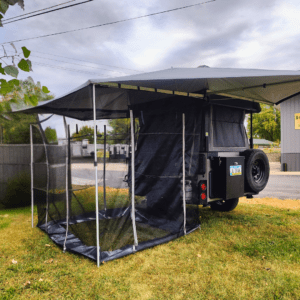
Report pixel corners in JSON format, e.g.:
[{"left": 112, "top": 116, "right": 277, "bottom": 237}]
[
  {"left": 18, "top": 67, "right": 285, "bottom": 264},
  {"left": 130, "top": 97, "right": 269, "bottom": 213}
]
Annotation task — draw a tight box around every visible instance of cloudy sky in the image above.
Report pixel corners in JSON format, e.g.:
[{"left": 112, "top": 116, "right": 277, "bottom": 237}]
[
  {"left": 1, "top": 0, "right": 300, "bottom": 135},
  {"left": 1, "top": 0, "right": 300, "bottom": 97}
]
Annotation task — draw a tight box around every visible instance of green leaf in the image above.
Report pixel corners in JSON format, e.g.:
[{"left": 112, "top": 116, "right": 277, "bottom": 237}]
[
  {"left": 23, "top": 94, "right": 30, "bottom": 105},
  {"left": 0, "top": 78, "right": 19, "bottom": 96},
  {"left": 42, "top": 86, "right": 50, "bottom": 94},
  {"left": 0, "top": 79, "right": 10, "bottom": 95},
  {"left": 17, "top": 59, "right": 31, "bottom": 72},
  {"left": 0, "top": 1, "right": 9, "bottom": 14},
  {"left": 7, "top": 79, "right": 20, "bottom": 88},
  {"left": 21, "top": 46, "right": 31, "bottom": 58},
  {"left": 3, "top": 65, "right": 19, "bottom": 78},
  {"left": 0, "top": 63, "right": 5, "bottom": 75},
  {"left": 28, "top": 95, "right": 38, "bottom": 106}
]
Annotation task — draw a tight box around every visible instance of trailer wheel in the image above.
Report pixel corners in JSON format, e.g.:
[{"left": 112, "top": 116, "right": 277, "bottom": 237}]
[
  {"left": 242, "top": 149, "right": 269, "bottom": 194},
  {"left": 210, "top": 198, "right": 239, "bottom": 212}
]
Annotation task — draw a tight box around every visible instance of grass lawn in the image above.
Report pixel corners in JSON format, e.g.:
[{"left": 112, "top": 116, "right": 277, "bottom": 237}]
[
  {"left": 0, "top": 197, "right": 300, "bottom": 299},
  {"left": 97, "top": 149, "right": 110, "bottom": 158},
  {"left": 263, "top": 148, "right": 281, "bottom": 154}
]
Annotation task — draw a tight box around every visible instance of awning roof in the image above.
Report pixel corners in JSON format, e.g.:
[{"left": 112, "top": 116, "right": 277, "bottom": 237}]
[{"left": 14, "top": 67, "right": 300, "bottom": 120}]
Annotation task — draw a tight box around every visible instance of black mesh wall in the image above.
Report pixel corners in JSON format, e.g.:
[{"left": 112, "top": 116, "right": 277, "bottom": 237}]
[
  {"left": 33, "top": 97, "right": 202, "bottom": 263},
  {"left": 212, "top": 105, "right": 246, "bottom": 148},
  {"left": 128, "top": 98, "right": 202, "bottom": 246},
  {"left": 32, "top": 121, "right": 69, "bottom": 228}
]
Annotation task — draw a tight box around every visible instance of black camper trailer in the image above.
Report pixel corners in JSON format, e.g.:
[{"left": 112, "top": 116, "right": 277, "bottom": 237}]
[
  {"left": 129, "top": 96, "right": 269, "bottom": 213},
  {"left": 15, "top": 66, "right": 298, "bottom": 264}
]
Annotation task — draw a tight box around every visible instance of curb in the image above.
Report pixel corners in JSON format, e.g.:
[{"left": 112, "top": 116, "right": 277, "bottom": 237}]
[{"left": 270, "top": 172, "right": 300, "bottom": 176}]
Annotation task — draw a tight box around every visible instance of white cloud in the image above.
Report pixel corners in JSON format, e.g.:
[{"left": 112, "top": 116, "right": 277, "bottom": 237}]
[{"left": 1, "top": 0, "right": 300, "bottom": 98}]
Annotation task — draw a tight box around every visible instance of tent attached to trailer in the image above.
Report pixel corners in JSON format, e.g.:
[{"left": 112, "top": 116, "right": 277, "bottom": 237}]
[{"left": 13, "top": 67, "right": 300, "bottom": 266}]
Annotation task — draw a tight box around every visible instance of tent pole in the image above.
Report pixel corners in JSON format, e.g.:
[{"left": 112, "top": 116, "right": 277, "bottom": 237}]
[
  {"left": 182, "top": 113, "right": 187, "bottom": 235},
  {"left": 130, "top": 110, "right": 138, "bottom": 249},
  {"left": 93, "top": 84, "right": 100, "bottom": 267},
  {"left": 250, "top": 111, "right": 253, "bottom": 149},
  {"left": 63, "top": 125, "right": 70, "bottom": 252},
  {"left": 30, "top": 124, "right": 34, "bottom": 228},
  {"left": 103, "top": 125, "right": 107, "bottom": 211},
  {"left": 37, "top": 116, "right": 50, "bottom": 232}
]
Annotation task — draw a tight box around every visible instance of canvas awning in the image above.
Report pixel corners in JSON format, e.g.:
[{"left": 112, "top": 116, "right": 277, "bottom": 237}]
[{"left": 14, "top": 67, "right": 300, "bottom": 120}]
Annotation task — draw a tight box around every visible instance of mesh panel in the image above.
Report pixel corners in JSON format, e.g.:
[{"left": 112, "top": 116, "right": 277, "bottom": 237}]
[
  {"left": 32, "top": 125, "right": 47, "bottom": 226},
  {"left": 33, "top": 97, "right": 201, "bottom": 263},
  {"left": 32, "top": 121, "right": 69, "bottom": 227},
  {"left": 212, "top": 105, "right": 246, "bottom": 147}
]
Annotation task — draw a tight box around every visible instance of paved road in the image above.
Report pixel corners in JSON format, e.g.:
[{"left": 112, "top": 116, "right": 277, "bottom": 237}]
[
  {"left": 72, "top": 169, "right": 128, "bottom": 189},
  {"left": 71, "top": 162, "right": 300, "bottom": 200},
  {"left": 254, "top": 175, "right": 300, "bottom": 200}
]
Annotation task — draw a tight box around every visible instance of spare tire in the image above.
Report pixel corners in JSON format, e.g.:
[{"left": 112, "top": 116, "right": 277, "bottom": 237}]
[{"left": 242, "top": 149, "right": 270, "bottom": 194}]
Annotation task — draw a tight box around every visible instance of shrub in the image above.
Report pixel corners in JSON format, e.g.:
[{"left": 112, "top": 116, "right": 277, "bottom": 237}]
[{"left": 1, "top": 172, "right": 31, "bottom": 208}]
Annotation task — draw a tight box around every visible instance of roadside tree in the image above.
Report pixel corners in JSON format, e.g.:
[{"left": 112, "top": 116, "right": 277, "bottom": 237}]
[{"left": 247, "top": 104, "right": 281, "bottom": 142}]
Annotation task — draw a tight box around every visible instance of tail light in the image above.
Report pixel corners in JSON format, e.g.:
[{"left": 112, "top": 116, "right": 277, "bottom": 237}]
[
  {"left": 199, "top": 180, "right": 207, "bottom": 203},
  {"left": 200, "top": 183, "right": 207, "bottom": 191}
]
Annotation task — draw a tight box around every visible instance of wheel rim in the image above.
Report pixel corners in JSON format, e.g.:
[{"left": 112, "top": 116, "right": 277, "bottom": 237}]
[{"left": 252, "top": 159, "right": 265, "bottom": 183}]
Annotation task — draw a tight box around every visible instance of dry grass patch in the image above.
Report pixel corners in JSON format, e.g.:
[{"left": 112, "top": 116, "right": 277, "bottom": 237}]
[{"left": 240, "top": 197, "right": 300, "bottom": 210}]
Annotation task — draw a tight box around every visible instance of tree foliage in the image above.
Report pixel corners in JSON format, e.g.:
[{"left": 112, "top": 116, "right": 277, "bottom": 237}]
[
  {"left": 0, "top": 1, "right": 49, "bottom": 100},
  {"left": 71, "top": 125, "right": 95, "bottom": 144},
  {"left": 247, "top": 104, "right": 281, "bottom": 142},
  {"left": 0, "top": 0, "right": 24, "bottom": 27},
  {"left": 108, "top": 119, "right": 130, "bottom": 144},
  {"left": 108, "top": 119, "right": 139, "bottom": 144},
  {"left": 0, "top": 76, "right": 52, "bottom": 113},
  {"left": 0, "top": 77, "right": 54, "bottom": 144},
  {"left": 44, "top": 126, "right": 57, "bottom": 143}
]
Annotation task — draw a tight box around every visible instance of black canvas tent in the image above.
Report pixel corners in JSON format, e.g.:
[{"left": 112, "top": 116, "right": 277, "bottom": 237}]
[{"left": 14, "top": 67, "right": 300, "bottom": 266}]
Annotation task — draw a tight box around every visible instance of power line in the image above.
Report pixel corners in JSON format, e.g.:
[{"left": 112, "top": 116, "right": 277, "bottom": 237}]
[
  {"left": 32, "top": 61, "right": 110, "bottom": 76},
  {"left": 1, "top": 0, "right": 76, "bottom": 22},
  {"left": 0, "top": 54, "right": 110, "bottom": 76},
  {"left": 1, "top": 48, "right": 142, "bottom": 73},
  {"left": 31, "top": 55, "right": 127, "bottom": 74},
  {"left": 0, "top": 0, "right": 216, "bottom": 45},
  {"left": 2, "top": 0, "right": 94, "bottom": 25},
  {"left": 33, "top": 50, "right": 143, "bottom": 73}
]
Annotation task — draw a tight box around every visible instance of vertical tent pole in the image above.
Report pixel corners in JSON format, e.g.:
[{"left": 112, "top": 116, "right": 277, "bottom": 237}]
[
  {"left": 30, "top": 125, "right": 34, "bottom": 228},
  {"left": 250, "top": 111, "right": 253, "bottom": 149},
  {"left": 103, "top": 125, "right": 107, "bottom": 211},
  {"left": 182, "top": 113, "right": 187, "bottom": 235},
  {"left": 93, "top": 84, "right": 100, "bottom": 267},
  {"left": 63, "top": 125, "right": 70, "bottom": 252},
  {"left": 130, "top": 110, "right": 138, "bottom": 249},
  {"left": 37, "top": 116, "right": 50, "bottom": 232}
]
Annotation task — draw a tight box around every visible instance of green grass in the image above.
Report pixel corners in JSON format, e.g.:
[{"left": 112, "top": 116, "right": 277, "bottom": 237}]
[
  {"left": 0, "top": 201, "right": 300, "bottom": 299},
  {"left": 97, "top": 149, "right": 110, "bottom": 158}
]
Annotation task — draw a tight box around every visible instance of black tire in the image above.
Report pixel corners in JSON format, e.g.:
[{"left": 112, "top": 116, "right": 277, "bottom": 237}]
[
  {"left": 210, "top": 198, "right": 239, "bottom": 212},
  {"left": 242, "top": 149, "right": 270, "bottom": 194}
]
